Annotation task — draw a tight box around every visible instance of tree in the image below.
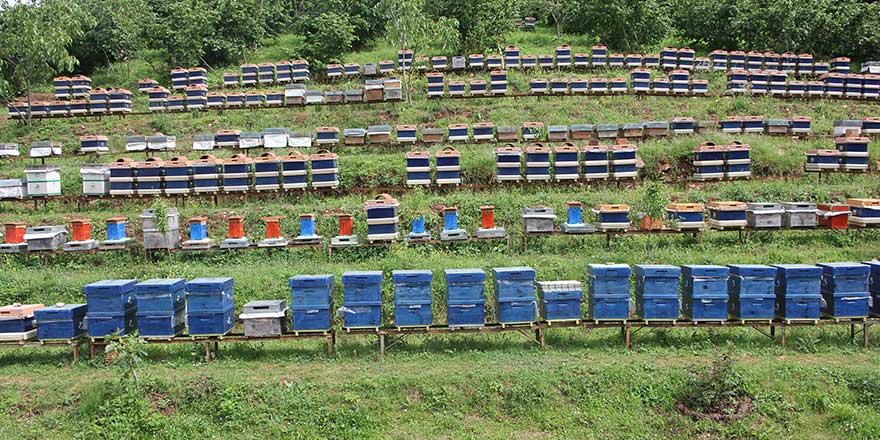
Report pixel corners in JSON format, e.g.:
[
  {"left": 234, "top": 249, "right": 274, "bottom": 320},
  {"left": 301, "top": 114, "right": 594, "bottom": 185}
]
[
  {"left": 300, "top": 12, "right": 356, "bottom": 66},
  {"left": 560, "top": 0, "right": 671, "bottom": 51},
  {"left": 381, "top": 0, "right": 459, "bottom": 103},
  {"left": 0, "top": 0, "right": 88, "bottom": 124},
  {"left": 428, "top": 0, "right": 523, "bottom": 53},
  {"left": 69, "top": 0, "right": 152, "bottom": 72}
]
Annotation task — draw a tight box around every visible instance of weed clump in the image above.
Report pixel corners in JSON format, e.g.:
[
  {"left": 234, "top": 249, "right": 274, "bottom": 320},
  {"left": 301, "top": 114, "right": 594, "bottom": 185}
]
[{"left": 676, "top": 349, "right": 753, "bottom": 422}]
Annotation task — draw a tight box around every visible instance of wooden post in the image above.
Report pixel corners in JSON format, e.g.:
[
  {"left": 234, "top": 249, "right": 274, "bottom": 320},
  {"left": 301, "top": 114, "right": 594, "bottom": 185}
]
[
  {"left": 379, "top": 334, "right": 386, "bottom": 355},
  {"left": 536, "top": 327, "right": 545, "bottom": 349},
  {"left": 780, "top": 325, "right": 787, "bottom": 348},
  {"left": 72, "top": 343, "right": 79, "bottom": 362},
  {"left": 624, "top": 324, "right": 632, "bottom": 350},
  {"left": 204, "top": 341, "right": 212, "bottom": 363},
  {"left": 864, "top": 323, "right": 871, "bottom": 349}
]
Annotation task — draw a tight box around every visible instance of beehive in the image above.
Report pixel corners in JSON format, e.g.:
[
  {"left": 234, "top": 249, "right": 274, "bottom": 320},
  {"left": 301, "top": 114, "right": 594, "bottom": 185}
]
[
  {"left": 634, "top": 265, "right": 681, "bottom": 321},
  {"left": 592, "top": 204, "right": 631, "bottom": 231},
  {"left": 707, "top": 201, "right": 747, "bottom": 229},
  {"left": 134, "top": 157, "right": 164, "bottom": 196},
  {"left": 727, "top": 265, "right": 776, "bottom": 320},
  {"left": 192, "top": 154, "right": 221, "bottom": 193},
  {"left": 553, "top": 143, "right": 579, "bottom": 181},
  {"left": 163, "top": 156, "right": 192, "bottom": 195},
  {"left": 253, "top": 152, "right": 281, "bottom": 191},
  {"left": 310, "top": 150, "right": 339, "bottom": 188},
  {"left": 681, "top": 265, "right": 729, "bottom": 321},
  {"left": 524, "top": 143, "right": 551, "bottom": 181},
  {"left": 666, "top": 203, "right": 704, "bottom": 230},
  {"left": 405, "top": 150, "right": 431, "bottom": 186},
  {"left": 587, "top": 264, "right": 631, "bottom": 321},
  {"left": 444, "top": 269, "right": 486, "bottom": 328},
  {"left": 495, "top": 145, "right": 523, "bottom": 182}
]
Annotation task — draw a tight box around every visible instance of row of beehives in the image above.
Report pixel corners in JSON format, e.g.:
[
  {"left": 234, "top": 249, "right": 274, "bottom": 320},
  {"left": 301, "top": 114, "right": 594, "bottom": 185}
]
[
  {"left": 3, "top": 198, "right": 878, "bottom": 258},
  {"left": 492, "top": 141, "right": 638, "bottom": 182},
  {"left": 144, "top": 78, "right": 402, "bottom": 113},
  {"left": 7, "top": 88, "right": 132, "bottom": 120},
  {"left": 5, "top": 259, "right": 880, "bottom": 342},
  {"left": 0, "top": 277, "right": 239, "bottom": 341},
  {"left": 726, "top": 70, "right": 880, "bottom": 99},
  {"left": 806, "top": 135, "right": 873, "bottom": 172},
  {"left": 383, "top": 46, "right": 849, "bottom": 76},
  {"left": 426, "top": 69, "right": 712, "bottom": 97}
]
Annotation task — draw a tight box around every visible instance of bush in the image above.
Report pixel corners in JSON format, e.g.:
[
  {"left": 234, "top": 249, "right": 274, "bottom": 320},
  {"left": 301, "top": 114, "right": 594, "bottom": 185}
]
[
  {"left": 677, "top": 349, "right": 753, "bottom": 418},
  {"left": 301, "top": 12, "right": 357, "bottom": 66}
]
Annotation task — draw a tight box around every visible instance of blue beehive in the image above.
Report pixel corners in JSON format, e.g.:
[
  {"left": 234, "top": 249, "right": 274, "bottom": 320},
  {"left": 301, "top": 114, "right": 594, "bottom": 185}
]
[
  {"left": 710, "top": 50, "right": 728, "bottom": 70},
  {"left": 426, "top": 71, "right": 445, "bottom": 97},
  {"left": 831, "top": 57, "right": 850, "bottom": 74},
  {"left": 137, "top": 308, "right": 185, "bottom": 338},
  {"left": 290, "top": 275, "right": 333, "bottom": 331},
  {"left": 538, "top": 54, "right": 554, "bottom": 68},
  {"left": 631, "top": 68, "right": 651, "bottom": 92},
  {"left": 280, "top": 151, "right": 308, "bottom": 190},
  {"left": 661, "top": 46, "right": 678, "bottom": 69},
  {"left": 537, "top": 281, "right": 582, "bottom": 322},
  {"left": 724, "top": 142, "right": 751, "bottom": 178},
  {"left": 310, "top": 150, "right": 339, "bottom": 189},
  {"left": 817, "top": 263, "right": 870, "bottom": 318},
  {"left": 222, "top": 72, "right": 240, "bottom": 87},
  {"left": 342, "top": 271, "right": 383, "bottom": 329},
  {"left": 221, "top": 154, "right": 252, "bottom": 193},
  {"left": 495, "top": 145, "right": 523, "bottom": 182},
  {"left": 34, "top": 303, "right": 87, "bottom": 340},
  {"left": 635, "top": 265, "right": 680, "bottom": 321},
  {"left": 186, "top": 277, "right": 234, "bottom": 336},
  {"left": 681, "top": 265, "right": 729, "bottom": 321},
  {"left": 530, "top": 78, "right": 548, "bottom": 94},
  {"left": 258, "top": 63, "right": 276, "bottom": 84},
  {"left": 435, "top": 147, "right": 462, "bottom": 185},
  {"left": 134, "top": 279, "right": 186, "bottom": 315},
  {"left": 553, "top": 144, "right": 580, "bottom": 181},
  {"left": 393, "top": 270, "right": 433, "bottom": 327},
  {"left": 84, "top": 279, "right": 137, "bottom": 314},
  {"left": 240, "top": 63, "right": 258, "bottom": 84},
  {"left": 587, "top": 264, "right": 631, "bottom": 321},
  {"left": 863, "top": 261, "right": 880, "bottom": 315},
  {"left": 835, "top": 135, "right": 870, "bottom": 172},
  {"left": 727, "top": 265, "right": 776, "bottom": 320},
  {"left": 288, "top": 278, "right": 332, "bottom": 331},
  {"left": 772, "top": 264, "right": 822, "bottom": 320},
  {"left": 504, "top": 45, "right": 520, "bottom": 68},
  {"left": 445, "top": 269, "right": 486, "bottom": 327},
  {"left": 746, "top": 52, "right": 763, "bottom": 71},
  {"left": 693, "top": 142, "right": 725, "bottom": 180},
  {"left": 728, "top": 51, "right": 745, "bottom": 69},
  {"left": 574, "top": 52, "right": 590, "bottom": 68},
  {"left": 365, "top": 194, "right": 400, "bottom": 241},
  {"left": 493, "top": 267, "right": 536, "bottom": 324},
  {"left": 591, "top": 44, "right": 607, "bottom": 66},
  {"left": 643, "top": 54, "right": 660, "bottom": 68},
  {"left": 582, "top": 144, "right": 609, "bottom": 179},
  {"left": 252, "top": 152, "right": 281, "bottom": 191},
  {"left": 848, "top": 199, "right": 880, "bottom": 226},
  {"left": 192, "top": 155, "right": 221, "bottom": 193},
  {"left": 525, "top": 144, "right": 551, "bottom": 181},
  {"left": 666, "top": 203, "right": 704, "bottom": 230},
  {"left": 609, "top": 141, "right": 638, "bottom": 178},
  {"left": 555, "top": 45, "right": 572, "bottom": 66},
  {"left": 625, "top": 53, "right": 642, "bottom": 67},
  {"left": 405, "top": 150, "right": 431, "bottom": 186},
  {"left": 468, "top": 53, "right": 485, "bottom": 69}
]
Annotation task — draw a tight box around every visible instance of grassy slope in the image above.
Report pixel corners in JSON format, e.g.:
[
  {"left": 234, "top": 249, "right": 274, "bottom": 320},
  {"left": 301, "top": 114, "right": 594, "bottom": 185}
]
[{"left": 1, "top": 27, "right": 880, "bottom": 440}]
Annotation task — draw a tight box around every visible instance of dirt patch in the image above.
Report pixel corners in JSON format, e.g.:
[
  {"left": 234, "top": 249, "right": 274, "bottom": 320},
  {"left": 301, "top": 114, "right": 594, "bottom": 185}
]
[
  {"left": 148, "top": 391, "right": 175, "bottom": 417},
  {"left": 675, "top": 397, "right": 753, "bottom": 422},
  {"left": 430, "top": 108, "right": 473, "bottom": 122}
]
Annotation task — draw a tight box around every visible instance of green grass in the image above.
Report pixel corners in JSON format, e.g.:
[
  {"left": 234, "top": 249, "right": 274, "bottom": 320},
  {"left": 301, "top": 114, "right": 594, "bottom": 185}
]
[{"left": 1, "top": 24, "right": 880, "bottom": 439}]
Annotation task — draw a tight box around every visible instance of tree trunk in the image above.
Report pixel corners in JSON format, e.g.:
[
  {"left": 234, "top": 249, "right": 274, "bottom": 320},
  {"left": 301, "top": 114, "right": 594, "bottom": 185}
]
[{"left": 25, "top": 80, "right": 32, "bottom": 127}]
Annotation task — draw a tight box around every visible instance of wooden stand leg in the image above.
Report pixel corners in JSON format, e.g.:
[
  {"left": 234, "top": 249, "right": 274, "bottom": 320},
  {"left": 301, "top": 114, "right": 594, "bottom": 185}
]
[
  {"left": 850, "top": 323, "right": 855, "bottom": 340},
  {"left": 73, "top": 343, "right": 79, "bottom": 362},
  {"left": 780, "top": 325, "right": 787, "bottom": 348},
  {"left": 536, "top": 328, "right": 545, "bottom": 349},
  {"left": 379, "top": 334, "right": 386, "bottom": 356},
  {"left": 770, "top": 325, "right": 776, "bottom": 338},
  {"left": 89, "top": 341, "right": 96, "bottom": 359},
  {"left": 625, "top": 324, "right": 632, "bottom": 350},
  {"left": 864, "top": 323, "right": 871, "bottom": 349},
  {"left": 204, "top": 341, "right": 212, "bottom": 363},
  {"left": 326, "top": 333, "right": 335, "bottom": 356}
]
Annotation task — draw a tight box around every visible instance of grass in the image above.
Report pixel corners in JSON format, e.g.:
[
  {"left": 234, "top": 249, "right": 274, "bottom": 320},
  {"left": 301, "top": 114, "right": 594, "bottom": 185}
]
[{"left": 0, "top": 25, "right": 880, "bottom": 439}]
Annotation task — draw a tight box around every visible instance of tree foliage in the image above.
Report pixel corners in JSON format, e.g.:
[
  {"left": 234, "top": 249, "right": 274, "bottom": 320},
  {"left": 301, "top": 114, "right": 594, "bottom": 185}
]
[
  {"left": 300, "top": 12, "right": 357, "bottom": 66},
  {"left": 68, "top": 0, "right": 152, "bottom": 72},
  {"left": 0, "top": 0, "right": 87, "bottom": 105},
  {"left": 427, "top": 0, "right": 524, "bottom": 53},
  {"left": 560, "top": 0, "right": 671, "bottom": 51}
]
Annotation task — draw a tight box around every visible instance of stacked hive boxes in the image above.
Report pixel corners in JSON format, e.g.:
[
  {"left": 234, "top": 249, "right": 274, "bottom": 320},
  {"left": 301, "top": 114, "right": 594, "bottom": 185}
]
[
  {"left": 135, "top": 157, "right": 163, "bottom": 196},
  {"left": 635, "top": 265, "right": 680, "bottom": 321},
  {"left": 865, "top": 262, "right": 880, "bottom": 316},
  {"left": 193, "top": 155, "right": 222, "bottom": 193},
  {"left": 525, "top": 144, "right": 551, "bottom": 181},
  {"left": 0, "top": 303, "right": 43, "bottom": 340},
  {"left": 692, "top": 142, "right": 725, "bottom": 180},
  {"left": 445, "top": 269, "right": 486, "bottom": 327},
  {"left": 253, "top": 152, "right": 281, "bottom": 191},
  {"left": 365, "top": 194, "right": 399, "bottom": 241},
  {"left": 140, "top": 208, "right": 180, "bottom": 250},
  {"left": 848, "top": 198, "right": 880, "bottom": 226},
  {"left": 84, "top": 280, "right": 137, "bottom": 337},
  {"left": 392, "top": 270, "right": 433, "bottom": 327},
  {"left": 436, "top": 147, "right": 462, "bottom": 185},
  {"left": 553, "top": 144, "right": 580, "bottom": 181},
  {"left": 310, "top": 151, "right": 339, "bottom": 189},
  {"left": 24, "top": 166, "right": 62, "bottom": 197},
  {"left": 222, "top": 154, "right": 253, "bottom": 192},
  {"left": 773, "top": 265, "right": 822, "bottom": 321},
  {"left": 34, "top": 303, "right": 87, "bottom": 340},
  {"left": 163, "top": 156, "right": 192, "bottom": 195},
  {"left": 681, "top": 265, "right": 729, "bottom": 321},
  {"left": 341, "top": 271, "right": 383, "bottom": 329},
  {"left": 186, "top": 278, "right": 235, "bottom": 336},
  {"left": 817, "top": 263, "right": 870, "bottom": 319},
  {"left": 708, "top": 201, "right": 747, "bottom": 229},
  {"left": 588, "top": 264, "right": 630, "bottom": 321},
  {"left": 405, "top": 151, "right": 431, "bottom": 186},
  {"left": 290, "top": 275, "right": 333, "bottom": 332},
  {"left": 537, "top": 281, "right": 582, "bottom": 322},
  {"left": 135, "top": 279, "right": 186, "bottom": 338},
  {"left": 834, "top": 135, "right": 869, "bottom": 171},
  {"left": 727, "top": 265, "right": 776, "bottom": 320},
  {"left": 495, "top": 145, "right": 522, "bottom": 181},
  {"left": 281, "top": 151, "right": 308, "bottom": 190},
  {"left": 493, "top": 267, "right": 537, "bottom": 325},
  {"left": 80, "top": 164, "right": 110, "bottom": 196}
]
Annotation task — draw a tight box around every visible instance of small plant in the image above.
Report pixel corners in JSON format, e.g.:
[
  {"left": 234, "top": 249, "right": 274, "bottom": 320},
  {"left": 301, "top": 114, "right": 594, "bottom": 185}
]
[
  {"left": 150, "top": 199, "right": 169, "bottom": 235},
  {"left": 634, "top": 181, "right": 668, "bottom": 230},
  {"left": 105, "top": 332, "right": 148, "bottom": 389},
  {"left": 676, "top": 347, "right": 753, "bottom": 421}
]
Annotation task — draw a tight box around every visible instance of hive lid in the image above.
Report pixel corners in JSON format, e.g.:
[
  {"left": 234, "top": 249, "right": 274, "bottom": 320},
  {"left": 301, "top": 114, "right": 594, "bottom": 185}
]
[
  {"left": 667, "top": 203, "right": 704, "bottom": 212},
  {"left": 806, "top": 149, "right": 839, "bottom": 156},
  {"left": 726, "top": 141, "right": 750, "bottom": 151},
  {"left": 110, "top": 157, "right": 136, "bottom": 168},
  {"left": 139, "top": 156, "right": 165, "bottom": 167},
  {"left": 365, "top": 193, "right": 399, "bottom": 208},
  {"left": 694, "top": 142, "right": 723, "bottom": 152},
  {"left": 708, "top": 201, "right": 747, "bottom": 210},
  {"left": 496, "top": 144, "right": 522, "bottom": 154},
  {"left": 255, "top": 152, "right": 279, "bottom": 162},
  {"left": 242, "top": 299, "right": 287, "bottom": 315},
  {"left": 436, "top": 147, "right": 461, "bottom": 157},
  {"left": 105, "top": 217, "right": 127, "bottom": 223},
  {"left": 310, "top": 150, "right": 337, "bottom": 160},
  {"left": 194, "top": 154, "right": 220, "bottom": 164},
  {"left": 343, "top": 128, "right": 367, "bottom": 136},
  {"left": 187, "top": 216, "right": 207, "bottom": 224},
  {"left": 847, "top": 198, "right": 880, "bottom": 207},
  {"left": 405, "top": 150, "right": 430, "bottom": 159},
  {"left": 526, "top": 143, "right": 549, "bottom": 153},
  {"left": 316, "top": 126, "right": 340, "bottom": 133},
  {"left": 396, "top": 124, "right": 417, "bottom": 131},
  {"left": 167, "top": 156, "right": 191, "bottom": 166},
  {"left": 282, "top": 150, "right": 308, "bottom": 161},
  {"left": 0, "top": 303, "right": 45, "bottom": 318},
  {"left": 225, "top": 153, "right": 253, "bottom": 164},
  {"left": 554, "top": 143, "right": 579, "bottom": 153},
  {"left": 593, "top": 204, "right": 630, "bottom": 212}
]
